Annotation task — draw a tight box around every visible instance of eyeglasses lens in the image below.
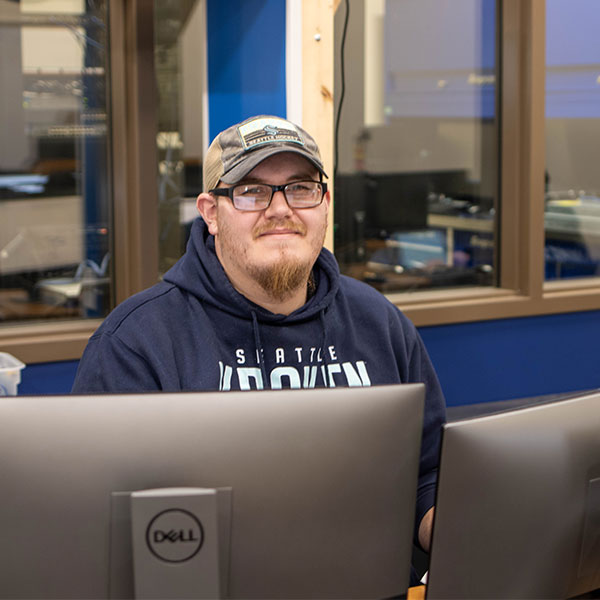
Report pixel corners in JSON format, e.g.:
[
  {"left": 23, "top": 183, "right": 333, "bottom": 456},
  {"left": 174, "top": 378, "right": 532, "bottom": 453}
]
[
  {"left": 286, "top": 182, "right": 321, "bottom": 207},
  {"left": 232, "top": 185, "right": 270, "bottom": 210},
  {"left": 232, "top": 182, "right": 322, "bottom": 211}
]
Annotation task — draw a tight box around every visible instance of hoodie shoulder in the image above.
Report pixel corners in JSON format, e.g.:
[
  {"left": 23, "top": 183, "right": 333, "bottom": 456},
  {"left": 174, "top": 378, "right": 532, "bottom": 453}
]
[
  {"left": 92, "top": 280, "right": 179, "bottom": 337},
  {"left": 337, "top": 274, "right": 418, "bottom": 333},
  {"left": 338, "top": 274, "right": 402, "bottom": 310}
]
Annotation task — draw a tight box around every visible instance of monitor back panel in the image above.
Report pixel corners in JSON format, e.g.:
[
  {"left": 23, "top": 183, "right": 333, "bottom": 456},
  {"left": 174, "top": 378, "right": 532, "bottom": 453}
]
[
  {"left": 427, "top": 392, "right": 600, "bottom": 599},
  {"left": 0, "top": 384, "right": 424, "bottom": 599}
]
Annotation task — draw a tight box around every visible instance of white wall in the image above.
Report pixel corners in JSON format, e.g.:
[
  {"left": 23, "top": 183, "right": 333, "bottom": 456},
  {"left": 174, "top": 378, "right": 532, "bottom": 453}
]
[
  {"left": 180, "top": 0, "right": 207, "bottom": 162},
  {"left": 335, "top": 0, "right": 600, "bottom": 197},
  {"left": 334, "top": 0, "right": 496, "bottom": 195}
]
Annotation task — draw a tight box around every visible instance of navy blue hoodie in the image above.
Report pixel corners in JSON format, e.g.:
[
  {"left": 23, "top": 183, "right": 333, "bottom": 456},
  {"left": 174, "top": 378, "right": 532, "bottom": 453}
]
[{"left": 73, "top": 218, "right": 446, "bottom": 529}]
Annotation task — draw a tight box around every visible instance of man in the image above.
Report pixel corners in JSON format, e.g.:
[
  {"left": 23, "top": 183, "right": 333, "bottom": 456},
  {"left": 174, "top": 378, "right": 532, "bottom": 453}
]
[{"left": 72, "top": 114, "right": 445, "bottom": 554}]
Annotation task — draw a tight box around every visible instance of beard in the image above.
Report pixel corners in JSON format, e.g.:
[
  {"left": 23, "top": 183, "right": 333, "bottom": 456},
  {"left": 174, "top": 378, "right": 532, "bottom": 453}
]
[
  {"left": 216, "top": 213, "right": 326, "bottom": 303},
  {"left": 247, "top": 253, "right": 313, "bottom": 302},
  {"left": 248, "top": 218, "right": 311, "bottom": 301}
]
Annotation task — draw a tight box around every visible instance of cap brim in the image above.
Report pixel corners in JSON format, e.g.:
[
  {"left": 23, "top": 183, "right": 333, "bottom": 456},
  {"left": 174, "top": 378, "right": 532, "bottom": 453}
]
[{"left": 220, "top": 144, "right": 328, "bottom": 185}]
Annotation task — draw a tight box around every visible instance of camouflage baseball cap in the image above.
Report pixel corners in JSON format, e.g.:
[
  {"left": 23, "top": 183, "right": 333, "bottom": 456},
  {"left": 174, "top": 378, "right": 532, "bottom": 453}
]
[{"left": 203, "top": 115, "right": 327, "bottom": 192}]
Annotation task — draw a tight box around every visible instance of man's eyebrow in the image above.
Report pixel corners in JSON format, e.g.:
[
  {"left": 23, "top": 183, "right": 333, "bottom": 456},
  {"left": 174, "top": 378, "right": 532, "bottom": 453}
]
[{"left": 238, "top": 172, "right": 319, "bottom": 184}]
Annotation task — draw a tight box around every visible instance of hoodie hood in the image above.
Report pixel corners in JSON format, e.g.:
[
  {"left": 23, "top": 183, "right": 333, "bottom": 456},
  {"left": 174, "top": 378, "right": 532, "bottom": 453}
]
[{"left": 163, "top": 218, "right": 340, "bottom": 324}]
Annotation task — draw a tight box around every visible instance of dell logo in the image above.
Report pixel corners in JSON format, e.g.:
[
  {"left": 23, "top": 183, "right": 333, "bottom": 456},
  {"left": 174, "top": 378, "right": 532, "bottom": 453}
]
[
  {"left": 153, "top": 529, "right": 199, "bottom": 543},
  {"left": 146, "top": 509, "right": 204, "bottom": 563}
]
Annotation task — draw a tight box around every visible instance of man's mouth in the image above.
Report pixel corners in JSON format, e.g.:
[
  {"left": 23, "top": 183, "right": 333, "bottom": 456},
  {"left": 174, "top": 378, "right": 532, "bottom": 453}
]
[{"left": 259, "top": 228, "right": 301, "bottom": 236}]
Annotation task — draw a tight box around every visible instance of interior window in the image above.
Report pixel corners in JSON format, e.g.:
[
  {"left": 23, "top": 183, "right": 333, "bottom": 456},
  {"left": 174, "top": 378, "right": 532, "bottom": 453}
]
[
  {"left": 334, "top": 0, "right": 498, "bottom": 294},
  {"left": 544, "top": 0, "right": 600, "bottom": 281},
  {"left": 0, "top": 0, "right": 112, "bottom": 323},
  {"left": 154, "top": 0, "right": 206, "bottom": 275}
]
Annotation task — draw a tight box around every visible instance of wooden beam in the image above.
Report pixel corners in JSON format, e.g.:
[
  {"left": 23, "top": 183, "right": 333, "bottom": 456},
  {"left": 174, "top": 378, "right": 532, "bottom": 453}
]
[
  {"left": 111, "top": 0, "right": 160, "bottom": 303},
  {"left": 302, "top": 0, "right": 335, "bottom": 250}
]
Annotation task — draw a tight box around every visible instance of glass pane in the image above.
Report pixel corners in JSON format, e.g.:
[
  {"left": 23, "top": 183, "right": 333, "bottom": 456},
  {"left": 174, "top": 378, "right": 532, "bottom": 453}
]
[
  {"left": 0, "top": 0, "right": 112, "bottom": 323},
  {"left": 544, "top": 0, "right": 600, "bottom": 280},
  {"left": 334, "top": 0, "right": 497, "bottom": 293},
  {"left": 154, "top": 0, "right": 206, "bottom": 275}
]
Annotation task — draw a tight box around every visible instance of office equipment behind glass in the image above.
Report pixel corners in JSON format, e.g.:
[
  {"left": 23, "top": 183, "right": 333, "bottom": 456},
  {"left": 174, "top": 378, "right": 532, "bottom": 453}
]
[
  {"left": 0, "top": 384, "right": 425, "bottom": 599},
  {"left": 335, "top": 170, "right": 494, "bottom": 292},
  {"left": 0, "top": 1, "right": 112, "bottom": 322}
]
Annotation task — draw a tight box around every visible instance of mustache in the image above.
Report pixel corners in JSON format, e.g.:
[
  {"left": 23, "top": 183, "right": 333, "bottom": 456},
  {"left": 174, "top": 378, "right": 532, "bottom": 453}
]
[{"left": 253, "top": 219, "right": 307, "bottom": 239}]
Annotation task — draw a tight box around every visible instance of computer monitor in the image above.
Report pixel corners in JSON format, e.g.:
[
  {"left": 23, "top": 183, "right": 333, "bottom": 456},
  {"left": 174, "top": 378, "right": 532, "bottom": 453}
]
[
  {"left": 427, "top": 391, "right": 600, "bottom": 599},
  {"left": 0, "top": 384, "right": 425, "bottom": 599},
  {"left": 334, "top": 170, "right": 468, "bottom": 244}
]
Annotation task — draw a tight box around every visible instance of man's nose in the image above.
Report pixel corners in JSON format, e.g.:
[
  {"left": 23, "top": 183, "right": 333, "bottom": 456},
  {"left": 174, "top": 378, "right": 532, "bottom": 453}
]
[{"left": 264, "top": 189, "right": 293, "bottom": 217}]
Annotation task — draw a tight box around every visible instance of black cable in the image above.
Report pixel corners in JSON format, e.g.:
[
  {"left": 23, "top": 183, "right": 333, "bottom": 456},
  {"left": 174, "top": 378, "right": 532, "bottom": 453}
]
[{"left": 334, "top": 0, "right": 350, "bottom": 183}]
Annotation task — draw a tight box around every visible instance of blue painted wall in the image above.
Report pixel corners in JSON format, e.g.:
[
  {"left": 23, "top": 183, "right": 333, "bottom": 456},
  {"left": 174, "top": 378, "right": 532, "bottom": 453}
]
[
  {"left": 16, "top": 0, "right": 600, "bottom": 407},
  {"left": 206, "top": 0, "right": 286, "bottom": 141},
  {"left": 419, "top": 311, "right": 600, "bottom": 407},
  {"left": 19, "top": 360, "right": 79, "bottom": 396}
]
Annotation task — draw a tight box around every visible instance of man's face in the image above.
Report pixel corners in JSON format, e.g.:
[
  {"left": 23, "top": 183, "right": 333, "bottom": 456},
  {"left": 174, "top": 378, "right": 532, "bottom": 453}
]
[{"left": 203, "top": 152, "right": 330, "bottom": 301}]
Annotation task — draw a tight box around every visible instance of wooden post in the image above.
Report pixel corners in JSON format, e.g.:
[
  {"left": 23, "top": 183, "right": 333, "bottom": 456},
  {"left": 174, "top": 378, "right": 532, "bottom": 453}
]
[{"left": 302, "top": 0, "right": 335, "bottom": 250}]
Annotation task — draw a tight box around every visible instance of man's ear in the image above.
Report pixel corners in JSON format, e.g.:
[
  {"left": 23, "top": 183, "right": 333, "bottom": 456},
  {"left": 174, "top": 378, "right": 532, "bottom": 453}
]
[
  {"left": 322, "top": 189, "right": 331, "bottom": 213},
  {"left": 197, "top": 192, "right": 218, "bottom": 235}
]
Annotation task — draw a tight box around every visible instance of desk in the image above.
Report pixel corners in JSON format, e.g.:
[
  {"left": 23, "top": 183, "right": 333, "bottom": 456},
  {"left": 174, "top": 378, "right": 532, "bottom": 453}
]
[
  {"left": 0, "top": 288, "right": 79, "bottom": 321},
  {"left": 427, "top": 213, "right": 494, "bottom": 266},
  {"left": 407, "top": 585, "right": 426, "bottom": 599}
]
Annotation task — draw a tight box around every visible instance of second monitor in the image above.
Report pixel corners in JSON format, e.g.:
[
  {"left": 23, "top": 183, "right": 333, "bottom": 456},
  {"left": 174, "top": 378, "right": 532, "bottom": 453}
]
[{"left": 427, "top": 391, "right": 600, "bottom": 599}]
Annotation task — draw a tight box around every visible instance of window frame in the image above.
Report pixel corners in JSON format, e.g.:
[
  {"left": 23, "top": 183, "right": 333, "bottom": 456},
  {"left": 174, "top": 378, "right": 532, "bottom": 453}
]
[
  {"left": 315, "top": 0, "right": 600, "bottom": 327},
  {"left": 0, "top": 0, "right": 159, "bottom": 363},
  {"left": 4, "top": 0, "right": 600, "bottom": 364}
]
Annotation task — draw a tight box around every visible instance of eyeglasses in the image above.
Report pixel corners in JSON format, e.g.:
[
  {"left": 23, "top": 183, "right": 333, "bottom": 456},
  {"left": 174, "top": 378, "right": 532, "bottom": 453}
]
[{"left": 209, "top": 180, "right": 327, "bottom": 212}]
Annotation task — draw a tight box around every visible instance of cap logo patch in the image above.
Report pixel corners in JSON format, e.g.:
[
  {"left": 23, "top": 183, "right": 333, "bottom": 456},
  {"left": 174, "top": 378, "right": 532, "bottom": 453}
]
[{"left": 237, "top": 117, "right": 304, "bottom": 150}]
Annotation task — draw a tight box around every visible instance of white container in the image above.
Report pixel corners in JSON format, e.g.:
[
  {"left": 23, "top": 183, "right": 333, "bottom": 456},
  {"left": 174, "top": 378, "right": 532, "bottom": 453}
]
[{"left": 0, "top": 352, "right": 25, "bottom": 396}]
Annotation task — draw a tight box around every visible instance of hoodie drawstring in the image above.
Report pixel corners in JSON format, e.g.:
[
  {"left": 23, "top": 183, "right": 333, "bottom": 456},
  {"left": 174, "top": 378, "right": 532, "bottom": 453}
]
[
  {"left": 319, "top": 309, "right": 331, "bottom": 386},
  {"left": 251, "top": 311, "right": 269, "bottom": 389}
]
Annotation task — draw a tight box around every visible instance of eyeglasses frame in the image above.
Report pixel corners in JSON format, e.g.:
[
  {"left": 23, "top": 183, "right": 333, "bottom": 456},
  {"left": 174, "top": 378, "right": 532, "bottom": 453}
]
[{"left": 208, "top": 180, "right": 328, "bottom": 212}]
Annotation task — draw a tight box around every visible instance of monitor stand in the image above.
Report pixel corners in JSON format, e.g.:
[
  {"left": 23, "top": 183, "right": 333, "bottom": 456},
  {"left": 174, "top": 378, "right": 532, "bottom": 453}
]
[
  {"left": 578, "top": 478, "right": 600, "bottom": 586},
  {"left": 109, "top": 487, "right": 232, "bottom": 599}
]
